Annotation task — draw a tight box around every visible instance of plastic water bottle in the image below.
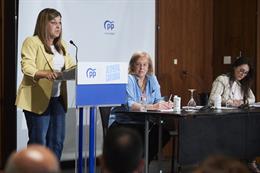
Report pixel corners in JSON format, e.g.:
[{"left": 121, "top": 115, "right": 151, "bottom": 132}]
[
  {"left": 214, "top": 95, "right": 221, "bottom": 109},
  {"left": 140, "top": 95, "right": 147, "bottom": 112},
  {"left": 173, "top": 95, "right": 181, "bottom": 112}
]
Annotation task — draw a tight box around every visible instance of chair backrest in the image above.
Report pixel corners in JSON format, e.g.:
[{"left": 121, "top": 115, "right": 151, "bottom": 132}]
[{"left": 99, "top": 106, "right": 112, "bottom": 137}]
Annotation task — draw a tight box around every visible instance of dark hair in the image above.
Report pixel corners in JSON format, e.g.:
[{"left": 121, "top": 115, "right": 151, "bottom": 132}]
[
  {"left": 193, "top": 155, "right": 250, "bottom": 173},
  {"left": 34, "top": 8, "right": 66, "bottom": 55},
  {"left": 103, "top": 127, "right": 143, "bottom": 173},
  {"left": 128, "top": 51, "right": 153, "bottom": 75},
  {"left": 228, "top": 57, "right": 254, "bottom": 103}
]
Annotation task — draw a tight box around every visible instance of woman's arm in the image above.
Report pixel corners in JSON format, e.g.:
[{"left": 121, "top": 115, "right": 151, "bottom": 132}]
[
  {"left": 34, "top": 70, "right": 62, "bottom": 80},
  {"left": 21, "top": 37, "right": 39, "bottom": 79},
  {"left": 21, "top": 37, "right": 62, "bottom": 81},
  {"left": 209, "top": 76, "right": 225, "bottom": 105}
]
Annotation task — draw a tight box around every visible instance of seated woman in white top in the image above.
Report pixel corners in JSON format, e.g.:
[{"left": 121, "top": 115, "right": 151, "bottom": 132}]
[{"left": 209, "top": 56, "right": 255, "bottom": 107}]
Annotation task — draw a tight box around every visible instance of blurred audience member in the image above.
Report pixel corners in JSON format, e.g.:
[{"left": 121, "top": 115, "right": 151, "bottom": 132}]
[
  {"left": 5, "top": 144, "right": 60, "bottom": 173},
  {"left": 101, "top": 127, "right": 144, "bottom": 173},
  {"left": 193, "top": 155, "right": 250, "bottom": 173}
]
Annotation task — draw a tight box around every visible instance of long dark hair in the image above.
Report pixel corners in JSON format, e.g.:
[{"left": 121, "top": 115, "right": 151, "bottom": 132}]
[
  {"left": 228, "top": 57, "right": 253, "bottom": 102},
  {"left": 34, "top": 8, "right": 66, "bottom": 55}
]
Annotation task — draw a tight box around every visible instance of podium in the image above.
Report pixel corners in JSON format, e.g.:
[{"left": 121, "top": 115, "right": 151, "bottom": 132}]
[{"left": 75, "top": 62, "right": 128, "bottom": 173}]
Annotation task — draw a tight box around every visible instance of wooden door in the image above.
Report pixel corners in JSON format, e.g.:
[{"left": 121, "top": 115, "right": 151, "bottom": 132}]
[
  {"left": 213, "top": 0, "right": 257, "bottom": 92},
  {"left": 258, "top": 0, "right": 260, "bottom": 100},
  {"left": 156, "top": 0, "right": 213, "bottom": 105}
]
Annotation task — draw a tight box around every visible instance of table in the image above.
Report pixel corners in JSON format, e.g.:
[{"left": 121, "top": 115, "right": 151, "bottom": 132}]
[{"left": 115, "top": 107, "right": 260, "bottom": 173}]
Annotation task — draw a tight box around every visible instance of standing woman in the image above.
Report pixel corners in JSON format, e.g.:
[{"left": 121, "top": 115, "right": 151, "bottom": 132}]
[
  {"left": 209, "top": 57, "right": 255, "bottom": 107},
  {"left": 15, "top": 8, "right": 75, "bottom": 159}
]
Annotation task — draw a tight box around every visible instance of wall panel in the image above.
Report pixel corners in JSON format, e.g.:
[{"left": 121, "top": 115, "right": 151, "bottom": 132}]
[
  {"left": 213, "top": 0, "right": 257, "bottom": 91},
  {"left": 157, "top": 0, "right": 213, "bottom": 105},
  {"left": 0, "top": 0, "right": 17, "bottom": 169}
]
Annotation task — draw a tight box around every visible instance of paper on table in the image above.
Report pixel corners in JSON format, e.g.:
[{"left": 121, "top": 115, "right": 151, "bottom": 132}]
[
  {"left": 56, "top": 65, "right": 76, "bottom": 81},
  {"left": 159, "top": 109, "right": 174, "bottom": 112},
  {"left": 219, "top": 106, "right": 237, "bottom": 110},
  {"left": 182, "top": 106, "right": 203, "bottom": 110},
  {"left": 250, "top": 102, "right": 260, "bottom": 107}
]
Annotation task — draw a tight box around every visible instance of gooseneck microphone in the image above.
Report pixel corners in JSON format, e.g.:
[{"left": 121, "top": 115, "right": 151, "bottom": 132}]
[{"left": 69, "top": 40, "right": 78, "bottom": 63}]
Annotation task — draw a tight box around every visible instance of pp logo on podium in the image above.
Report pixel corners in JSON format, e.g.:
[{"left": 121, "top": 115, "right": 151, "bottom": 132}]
[{"left": 86, "top": 68, "right": 96, "bottom": 78}]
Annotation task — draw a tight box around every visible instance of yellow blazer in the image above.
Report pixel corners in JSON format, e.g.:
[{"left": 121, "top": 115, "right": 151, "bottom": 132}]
[{"left": 15, "top": 36, "right": 76, "bottom": 114}]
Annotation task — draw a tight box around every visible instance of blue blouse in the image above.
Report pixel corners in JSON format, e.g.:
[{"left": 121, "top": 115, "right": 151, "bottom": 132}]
[
  {"left": 112, "top": 74, "right": 163, "bottom": 124},
  {"left": 127, "top": 74, "right": 163, "bottom": 108}
]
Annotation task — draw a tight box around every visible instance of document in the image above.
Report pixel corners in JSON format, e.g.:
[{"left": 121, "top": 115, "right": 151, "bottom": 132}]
[
  {"left": 56, "top": 65, "right": 76, "bottom": 80},
  {"left": 182, "top": 106, "right": 203, "bottom": 110},
  {"left": 159, "top": 108, "right": 174, "bottom": 112},
  {"left": 250, "top": 102, "right": 260, "bottom": 107}
]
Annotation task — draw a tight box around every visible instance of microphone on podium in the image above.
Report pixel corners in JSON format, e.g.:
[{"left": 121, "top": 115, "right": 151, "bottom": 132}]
[{"left": 69, "top": 40, "right": 78, "bottom": 63}]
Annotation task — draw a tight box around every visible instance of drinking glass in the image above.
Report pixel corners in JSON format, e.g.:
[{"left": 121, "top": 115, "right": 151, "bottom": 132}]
[{"left": 187, "top": 89, "right": 196, "bottom": 109}]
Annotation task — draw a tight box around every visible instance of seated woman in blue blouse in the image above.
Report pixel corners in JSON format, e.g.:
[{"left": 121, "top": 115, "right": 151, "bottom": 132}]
[
  {"left": 127, "top": 51, "right": 173, "bottom": 111},
  {"left": 110, "top": 51, "right": 173, "bottom": 162}
]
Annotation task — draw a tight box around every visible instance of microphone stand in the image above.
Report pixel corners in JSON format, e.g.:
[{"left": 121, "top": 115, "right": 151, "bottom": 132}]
[
  {"left": 70, "top": 40, "right": 83, "bottom": 173},
  {"left": 69, "top": 40, "right": 78, "bottom": 63},
  {"left": 70, "top": 40, "right": 96, "bottom": 173}
]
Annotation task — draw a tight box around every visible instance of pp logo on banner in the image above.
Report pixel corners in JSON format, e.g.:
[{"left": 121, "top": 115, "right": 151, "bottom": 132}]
[
  {"left": 104, "top": 20, "right": 115, "bottom": 35},
  {"left": 86, "top": 68, "right": 96, "bottom": 78},
  {"left": 104, "top": 20, "right": 114, "bottom": 30}
]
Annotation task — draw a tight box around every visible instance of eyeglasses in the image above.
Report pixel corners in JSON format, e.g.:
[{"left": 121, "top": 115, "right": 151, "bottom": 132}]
[{"left": 238, "top": 68, "right": 249, "bottom": 76}]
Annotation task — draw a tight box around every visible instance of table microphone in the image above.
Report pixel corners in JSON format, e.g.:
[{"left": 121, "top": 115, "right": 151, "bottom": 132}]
[
  {"left": 238, "top": 103, "right": 250, "bottom": 110},
  {"left": 199, "top": 105, "right": 212, "bottom": 111},
  {"left": 69, "top": 40, "right": 78, "bottom": 63}
]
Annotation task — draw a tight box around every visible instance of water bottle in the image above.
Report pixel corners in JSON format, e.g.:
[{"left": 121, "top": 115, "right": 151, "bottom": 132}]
[
  {"left": 173, "top": 95, "right": 181, "bottom": 112},
  {"left": 214, "top": 95, "right": 221, "bottom": 109},
  {"left": 140, "top": 95, "right": 147, "bottom": 112}
]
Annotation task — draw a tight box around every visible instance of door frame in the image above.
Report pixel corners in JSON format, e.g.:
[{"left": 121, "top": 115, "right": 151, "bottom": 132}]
[{"left": 257, "top": 0, "right": 260, "bottom": 100}]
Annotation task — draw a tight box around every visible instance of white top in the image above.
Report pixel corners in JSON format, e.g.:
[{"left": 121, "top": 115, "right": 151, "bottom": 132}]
[
  {"left": 51, "top": 45, "right": 65, "bottom": 97},
  {"left": 230, "top": 81, "right": 243, "bottom": 100},
  {"left": 209, "top": 74, "right": 255, "bottom": 105}
]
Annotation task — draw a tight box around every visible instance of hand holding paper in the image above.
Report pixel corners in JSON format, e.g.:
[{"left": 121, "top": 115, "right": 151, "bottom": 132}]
[{"left": 56, "top": 65, "right": 76, "bottom": 80}]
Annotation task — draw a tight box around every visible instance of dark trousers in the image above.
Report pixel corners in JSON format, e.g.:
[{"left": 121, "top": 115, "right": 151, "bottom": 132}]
[
  {"left": 24, "top": 97, "right": 65, "bottom": 160},
  {"left": 110, "top": 121, "right": 170, "bottom": 163}
]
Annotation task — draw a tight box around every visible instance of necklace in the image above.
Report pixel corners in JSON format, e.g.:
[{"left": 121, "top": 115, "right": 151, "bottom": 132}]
[{"left": 139, "top": 79, "right": 146, "bottom": 93}]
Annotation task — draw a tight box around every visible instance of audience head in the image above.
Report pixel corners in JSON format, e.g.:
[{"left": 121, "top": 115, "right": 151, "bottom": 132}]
[
  {"left": 193, "top": 155, "right": 250, "bottom": 173},
  {"left": 128, "top": 51, "right": 154, "bottom": 77},
  {"left": 102, "top": 127, "right": 144, "bottom": 173},
  {"left": 5, "top": 144, "right": 60, "bottom": 173},
  {"left": 229, "top": 56, "right": 254, "bottom": 100}
]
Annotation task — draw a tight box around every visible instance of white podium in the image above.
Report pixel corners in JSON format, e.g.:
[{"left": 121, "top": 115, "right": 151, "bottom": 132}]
[{"left": 75, "top": 62, "right": 128, "bottom": 173}]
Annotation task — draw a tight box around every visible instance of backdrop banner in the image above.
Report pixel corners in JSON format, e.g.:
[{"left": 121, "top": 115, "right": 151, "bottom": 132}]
[{"left": 17, "top": 0, "right": 155, "bottom": 160}]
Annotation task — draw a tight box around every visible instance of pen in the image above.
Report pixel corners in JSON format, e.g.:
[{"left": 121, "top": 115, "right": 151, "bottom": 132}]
[{"left": 168, "top": 94, "right": 172, "bottom": 102}]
